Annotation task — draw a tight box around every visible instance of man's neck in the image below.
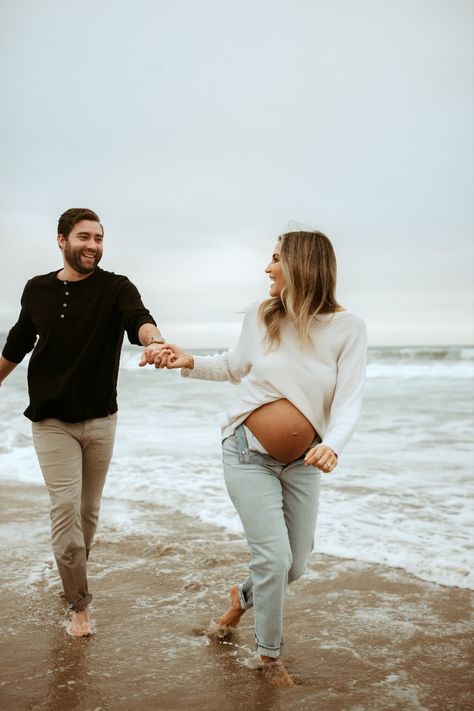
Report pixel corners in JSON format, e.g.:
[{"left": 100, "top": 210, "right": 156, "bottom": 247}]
[{"left": 56, "top": 265, "right": 97, "bottom": 282}]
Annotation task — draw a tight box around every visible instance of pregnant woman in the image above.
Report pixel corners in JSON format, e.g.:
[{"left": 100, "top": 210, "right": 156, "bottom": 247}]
[{"left": 151, "top": 230, "right": 367, "bottom": 685}]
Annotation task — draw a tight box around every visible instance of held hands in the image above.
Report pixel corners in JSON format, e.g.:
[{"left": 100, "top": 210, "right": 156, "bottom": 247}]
[
  {"left": 304, "top": 444, "right": 338, "bottom": 473},
  {"left": 138, "top": 342, "right": 167, "bottom": 367},
  {"left": 139, "top": 343, "right": 193, "bottom": 370}
]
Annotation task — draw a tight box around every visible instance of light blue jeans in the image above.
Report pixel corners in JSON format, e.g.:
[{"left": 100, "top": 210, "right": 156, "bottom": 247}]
[{"left": 222, "top": 424, "right": 321, "bottom": 658}]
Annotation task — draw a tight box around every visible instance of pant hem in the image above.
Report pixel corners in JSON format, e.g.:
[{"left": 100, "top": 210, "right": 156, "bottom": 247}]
[
  {"left": 69, "top": 593, "right": 92, "bottom": 612},
  {"left": 255, "top": 636, "right": 282, "bottom": 659},
  {"left": 238, "top": 583, "right": 253, "bottom": 610},
  {"left": 256, "top": 646, "right": 281, "bottom": 659}
]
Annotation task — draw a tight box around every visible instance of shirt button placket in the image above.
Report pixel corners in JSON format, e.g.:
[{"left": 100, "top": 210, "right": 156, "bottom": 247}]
[{"left": 61, "top": 281, "right": 68, "bottom": 319}]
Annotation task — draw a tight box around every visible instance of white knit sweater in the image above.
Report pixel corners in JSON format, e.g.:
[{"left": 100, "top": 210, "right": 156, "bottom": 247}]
[{"left": 182, "top": 301, "right": 367, "bottom": 455}]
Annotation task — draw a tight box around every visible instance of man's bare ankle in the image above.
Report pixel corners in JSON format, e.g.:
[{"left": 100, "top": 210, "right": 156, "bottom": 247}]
[{"left": 69, "top": 606, "right": 93, "bottom": 636}]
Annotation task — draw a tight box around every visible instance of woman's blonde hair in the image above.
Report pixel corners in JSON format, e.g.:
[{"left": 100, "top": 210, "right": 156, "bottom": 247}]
[{"left": 259, "top": 230, "right": 341, "bottom": 348}]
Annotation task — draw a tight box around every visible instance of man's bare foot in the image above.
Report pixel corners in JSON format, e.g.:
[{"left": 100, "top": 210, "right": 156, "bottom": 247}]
[
  {"left": 218, "top": 585, "right": 245, "bottom": 627},
  {"left": 260, "top": 656, "right": 294, "bottom": 686},
  {"left": 69, "top": 607, "right": 92, "bottom": 637}
]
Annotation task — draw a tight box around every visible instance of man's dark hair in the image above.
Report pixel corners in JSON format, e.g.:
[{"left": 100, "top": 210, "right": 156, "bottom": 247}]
[{"left": 57, "top": 208, "right": 103, "bottom": 238}]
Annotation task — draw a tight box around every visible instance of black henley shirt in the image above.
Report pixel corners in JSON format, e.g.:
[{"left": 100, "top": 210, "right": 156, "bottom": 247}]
[{"left": 2, "top": 267, "right": 156, "bottom": 422}]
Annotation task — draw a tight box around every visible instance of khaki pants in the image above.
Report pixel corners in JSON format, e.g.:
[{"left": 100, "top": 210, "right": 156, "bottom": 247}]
[{"left": 32, "top": 415, "right": 117, "bottom": 611}]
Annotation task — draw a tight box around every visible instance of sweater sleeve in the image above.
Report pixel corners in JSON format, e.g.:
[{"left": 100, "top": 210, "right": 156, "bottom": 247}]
[
  {"left": 2, "top": 281, "right": 37, "bottom": 363},
  {"left": 321, "top": 317, "right": 367, "bottom": 456},
  {"left": 181, "top": 306, "right": 256, "bottom": 384}
]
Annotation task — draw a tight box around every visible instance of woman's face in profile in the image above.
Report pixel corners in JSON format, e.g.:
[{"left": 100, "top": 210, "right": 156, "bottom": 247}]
[{"left": 265, "top": 241, "right": 285, "bottom": 297}]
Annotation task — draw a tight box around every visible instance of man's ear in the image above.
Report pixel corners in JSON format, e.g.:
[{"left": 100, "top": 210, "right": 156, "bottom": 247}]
[{"left": 58, "top": 234, "right": 65, "bottom": 251}]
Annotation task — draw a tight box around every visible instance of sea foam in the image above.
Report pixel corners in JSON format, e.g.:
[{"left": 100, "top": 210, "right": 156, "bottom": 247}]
[{"left": 1, "top": 346, "right": 473, "bottom": 590}]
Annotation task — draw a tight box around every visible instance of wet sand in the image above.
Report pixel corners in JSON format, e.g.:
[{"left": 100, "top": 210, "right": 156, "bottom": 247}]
[{"left": 1, "top": 480, "right": 473, "bottom": 711}]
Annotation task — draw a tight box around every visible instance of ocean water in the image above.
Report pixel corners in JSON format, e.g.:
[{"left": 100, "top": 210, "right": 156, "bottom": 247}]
[{"left": 1, "top": 342, "right": 473, "bottom": 590}]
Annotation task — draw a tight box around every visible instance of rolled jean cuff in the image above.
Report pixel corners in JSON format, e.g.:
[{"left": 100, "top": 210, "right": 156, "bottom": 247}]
[
  {"left": 238, "top": 583, "right": 253, "bottom": 610},
  {"left": 255, "top": 636, "right": 282, "bottom": 659},
  {"left": 70, "top": 593, "right": 92, "bottom": 612}
]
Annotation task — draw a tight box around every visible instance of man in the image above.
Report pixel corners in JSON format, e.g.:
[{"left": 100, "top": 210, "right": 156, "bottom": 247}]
[{"left": 0, "top": 208, "right": 164, "bottom": 636}]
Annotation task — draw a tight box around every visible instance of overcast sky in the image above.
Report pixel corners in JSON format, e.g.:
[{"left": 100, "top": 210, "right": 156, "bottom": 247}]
[{"left": 0, "top": 0, "right": 472, "bottom": 347}]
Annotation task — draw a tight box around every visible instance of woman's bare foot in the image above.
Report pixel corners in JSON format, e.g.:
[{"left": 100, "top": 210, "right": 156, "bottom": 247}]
[
  {"left": 260, "top": 656, "right": 294, "bottom": 686},
  {"left": 218, "top": 585, "right": 246, "bottom": 627},
  {"left": 69, "top": 607, "right": 92, "bottom": 637}
]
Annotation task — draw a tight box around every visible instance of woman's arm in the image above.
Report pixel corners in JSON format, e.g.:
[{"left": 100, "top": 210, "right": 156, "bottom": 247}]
[
  {"left": 321, "top": 317, "right": 368, "bottom": 456},
  {"left": 156, "top": 305, "right": 258, "bottom": 383},
  {"left": 181, "top": 348, "right": 249, "bottom": 383},
  {"left": 303, "top": 318, "right": 367, "bottom": 472}
]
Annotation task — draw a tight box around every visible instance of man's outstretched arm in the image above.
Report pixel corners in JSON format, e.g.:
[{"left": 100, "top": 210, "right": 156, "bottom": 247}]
[
  {"left": 0, "top": 356, "right": 19, "bottom": 386},
  {"left": 138, "top": 322, "right": 165, "bottom": 347}
]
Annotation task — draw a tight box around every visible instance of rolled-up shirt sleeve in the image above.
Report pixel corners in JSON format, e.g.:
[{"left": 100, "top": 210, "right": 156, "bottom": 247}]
[
  {"left": 2, "top": 282, "right": 37, "bottom": 363},
  {"left": 116, "top": 278, "right": 156, "bottom": 345}
]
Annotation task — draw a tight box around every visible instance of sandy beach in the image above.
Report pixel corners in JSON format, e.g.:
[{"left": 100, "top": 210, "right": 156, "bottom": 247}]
[{"left": 0, "top": 480, "right": 472, "bottom": 711}]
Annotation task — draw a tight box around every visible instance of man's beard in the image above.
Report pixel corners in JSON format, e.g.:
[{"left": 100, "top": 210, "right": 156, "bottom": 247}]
[{"left": 64, "top": 242, "right": 102, "bottom": 274}]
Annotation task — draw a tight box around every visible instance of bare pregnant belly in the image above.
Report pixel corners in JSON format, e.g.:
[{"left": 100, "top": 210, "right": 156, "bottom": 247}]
[{"left": 243, "top": 399, "right": 317, "bottom": 463}]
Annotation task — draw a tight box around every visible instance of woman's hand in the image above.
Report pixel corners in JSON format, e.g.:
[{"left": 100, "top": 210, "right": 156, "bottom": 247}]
[
  {"left": 304, "top": 444, "right": 338, "bottom": 473},
  {"left": 152, "top": 344, "right": 194, "bottom": 370}
]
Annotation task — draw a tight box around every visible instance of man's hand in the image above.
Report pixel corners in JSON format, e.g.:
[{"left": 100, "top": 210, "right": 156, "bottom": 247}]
[
  {"left": 138, "top": 343, "right": 167, "bottom": 367},
  {"left": 304, "top": 444, "right": 338, "bottom": 472},
  {"left": 138, "top": 343, "right": 194, "bottom": 369},
  {"left": 139, "top": 343, "right": 194, "bottom": 370}
]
